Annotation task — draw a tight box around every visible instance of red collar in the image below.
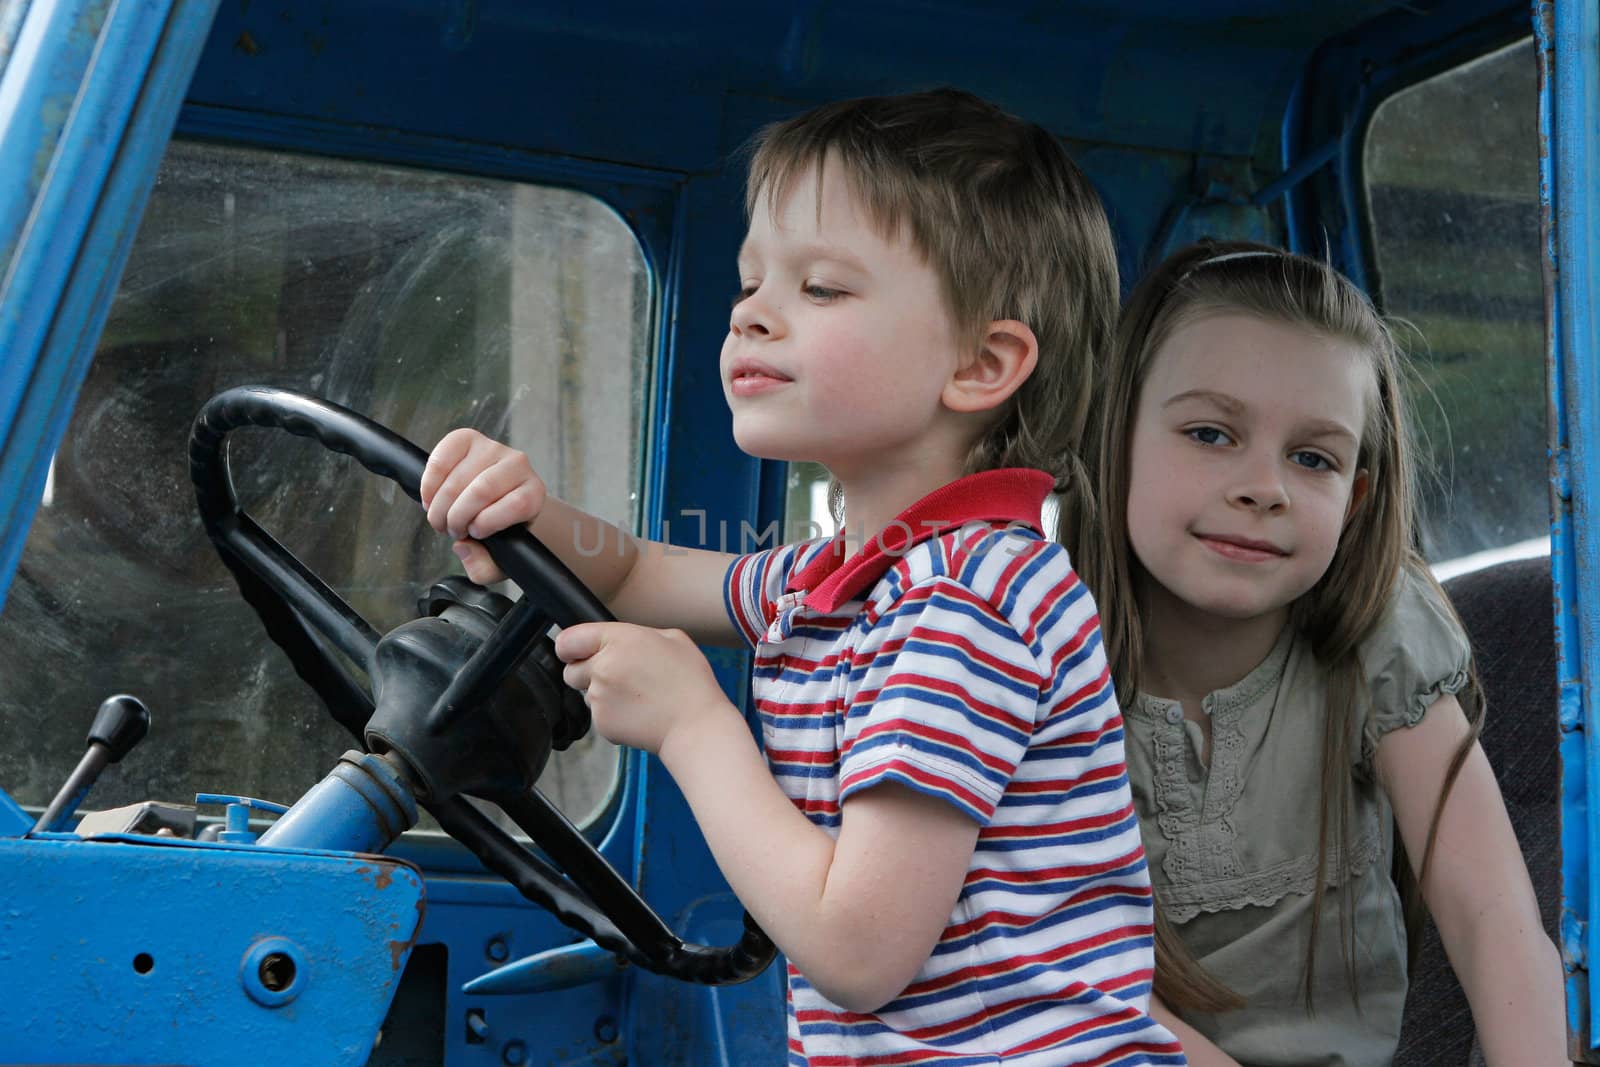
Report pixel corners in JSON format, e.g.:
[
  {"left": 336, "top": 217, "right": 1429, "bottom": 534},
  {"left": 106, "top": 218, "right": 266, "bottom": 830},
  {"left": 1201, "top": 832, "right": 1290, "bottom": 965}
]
[{"left": 787, "top": 468, "right": 1054, "bottom": 613}]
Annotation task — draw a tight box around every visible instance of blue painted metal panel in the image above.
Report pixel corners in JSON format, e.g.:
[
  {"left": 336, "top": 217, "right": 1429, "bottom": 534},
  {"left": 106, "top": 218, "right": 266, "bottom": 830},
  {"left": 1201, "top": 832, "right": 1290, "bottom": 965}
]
[
  {"left": 180, "top": 1, "right": 1412, "bottom": 172},
  {"left": 0, "top": 0, "right": 218, "bottom": 618},
  {"left": 1540, "top": 0, "right": 1600, "bottom": 1049},
  {"left": 0, "top": 834, "right": 424, "bottom": 1065},
  {"left": 409, "top": 863, "right": 630, "bottom": 1066},
  {"left": 0, "top": 783, "right": 29, "bottom": 837},
  {"left": 187, "top": 1, "right": 733, "bottom": 176}
]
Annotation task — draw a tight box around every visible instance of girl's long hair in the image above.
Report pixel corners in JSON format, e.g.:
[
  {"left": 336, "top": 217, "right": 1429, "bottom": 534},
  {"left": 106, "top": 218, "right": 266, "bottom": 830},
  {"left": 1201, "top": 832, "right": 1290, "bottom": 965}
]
[{"left": 1063, "top": 240, "right": 1484, "bottom": 1012}]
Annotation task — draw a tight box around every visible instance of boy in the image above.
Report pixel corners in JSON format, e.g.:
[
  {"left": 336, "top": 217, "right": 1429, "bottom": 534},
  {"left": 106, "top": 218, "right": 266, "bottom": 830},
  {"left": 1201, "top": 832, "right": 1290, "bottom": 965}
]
[{"left": 421, "top": 89, "right": 1184, "bottom": 1065}]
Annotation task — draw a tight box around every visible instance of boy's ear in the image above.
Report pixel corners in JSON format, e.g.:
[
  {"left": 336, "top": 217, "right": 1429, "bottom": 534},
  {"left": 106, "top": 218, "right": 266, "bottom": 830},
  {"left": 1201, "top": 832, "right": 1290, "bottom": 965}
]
[{"left": 943, "top": 319, "right": 1039, "bottom": 414}]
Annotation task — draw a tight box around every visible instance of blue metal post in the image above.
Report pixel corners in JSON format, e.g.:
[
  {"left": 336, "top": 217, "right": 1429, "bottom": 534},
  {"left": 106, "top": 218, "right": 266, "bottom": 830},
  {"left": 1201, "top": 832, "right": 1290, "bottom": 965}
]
[
  {"left": 256, "top": 751, "right": 419, "bottom": 854},
  {"left": 1539, "top": 0, "right": 1600, "bottom": 1049},
  {"left": 0, "top": 0, "right": 220, "bottom": 615}
]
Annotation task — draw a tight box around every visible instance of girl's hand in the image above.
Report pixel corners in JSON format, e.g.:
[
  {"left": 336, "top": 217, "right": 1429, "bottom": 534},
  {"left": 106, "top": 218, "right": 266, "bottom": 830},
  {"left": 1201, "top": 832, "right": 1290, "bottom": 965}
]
[
  {"left": 554, "top": 622, "right": 733, "bottom": 755},
  {"left": 420, "top": 428, "right": 547, "bottom": 585}
]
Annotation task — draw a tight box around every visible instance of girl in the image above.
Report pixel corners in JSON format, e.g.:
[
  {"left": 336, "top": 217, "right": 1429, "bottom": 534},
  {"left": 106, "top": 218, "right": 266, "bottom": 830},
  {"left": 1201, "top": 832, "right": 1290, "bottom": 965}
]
[{"left": 1064, "top": 240, "right": 1566, "bottom": 1064}]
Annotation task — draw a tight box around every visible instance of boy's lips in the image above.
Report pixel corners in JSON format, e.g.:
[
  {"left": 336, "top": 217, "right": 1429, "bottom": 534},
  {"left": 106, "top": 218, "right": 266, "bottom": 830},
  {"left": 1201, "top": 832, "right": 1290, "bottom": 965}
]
[
  {"left": 727, "top": 357, "right": 793, "bottom": 396},
  {"left": 1195, "top": 532, "right": 1288, "bottom": 562}
]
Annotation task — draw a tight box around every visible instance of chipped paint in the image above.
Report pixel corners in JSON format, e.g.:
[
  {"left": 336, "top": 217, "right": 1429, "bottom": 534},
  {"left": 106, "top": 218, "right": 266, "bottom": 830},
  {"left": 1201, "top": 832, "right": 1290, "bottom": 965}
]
[
  {"left": 389, "top": 893, "right": 426, "bottom": 972},
  {"left": 363, "top": 859, "right": 395, "bottom": 891}
]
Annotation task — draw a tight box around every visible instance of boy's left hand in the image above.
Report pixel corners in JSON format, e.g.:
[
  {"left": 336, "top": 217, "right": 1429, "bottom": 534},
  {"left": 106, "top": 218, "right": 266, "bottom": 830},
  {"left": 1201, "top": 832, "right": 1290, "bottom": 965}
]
[{"left": 554, "top": 623, "right": 732, "bottom": 755}]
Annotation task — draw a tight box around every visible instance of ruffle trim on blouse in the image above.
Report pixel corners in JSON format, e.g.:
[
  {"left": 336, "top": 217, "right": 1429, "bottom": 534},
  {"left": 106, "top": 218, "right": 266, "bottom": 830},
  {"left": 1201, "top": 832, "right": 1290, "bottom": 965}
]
[
  {"left": 1156, "top": 807, "right": 1385, "bottom": 924},
  {"left": 1357, "top": 664, "right": 1472, "bottom": 778},
  {"left": 1354, "top": 565, "right": 1476, "bottom": 778}
]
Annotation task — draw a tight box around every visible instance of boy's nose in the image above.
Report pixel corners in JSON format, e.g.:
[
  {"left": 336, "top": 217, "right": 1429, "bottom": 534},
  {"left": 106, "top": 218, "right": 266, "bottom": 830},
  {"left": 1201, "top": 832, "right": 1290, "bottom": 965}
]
[{"left": 730, "top": 290, "right": 781, "bottom": 339}]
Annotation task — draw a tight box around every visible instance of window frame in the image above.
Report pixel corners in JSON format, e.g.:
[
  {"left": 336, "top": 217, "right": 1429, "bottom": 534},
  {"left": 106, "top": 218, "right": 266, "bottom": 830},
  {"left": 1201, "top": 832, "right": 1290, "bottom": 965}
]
[{"left": 1280, "top": 5, "right": 1530, "bottom": 290}]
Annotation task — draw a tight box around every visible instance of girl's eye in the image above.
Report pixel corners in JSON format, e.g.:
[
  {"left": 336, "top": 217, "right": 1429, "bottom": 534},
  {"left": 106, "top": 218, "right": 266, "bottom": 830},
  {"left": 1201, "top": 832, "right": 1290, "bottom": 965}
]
[
  {"left": 1185, "top": 426, "right": 1233, "bottom": 447},
  {"left": 1290, "top": 451, "right": 1334, "bottom": 471}
]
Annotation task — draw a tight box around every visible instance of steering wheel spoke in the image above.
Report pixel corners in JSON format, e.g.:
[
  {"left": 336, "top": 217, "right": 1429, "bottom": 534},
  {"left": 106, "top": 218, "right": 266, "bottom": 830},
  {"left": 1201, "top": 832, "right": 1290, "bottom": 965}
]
[
  {"left": 215, "top": 511, "right": 382, "bottom": 669},
  {"left": 209, "top": 521, "right": 375, "bottom": 740},
  {"left": 490, "top": 786, "right": 680, "bottom": 952},
  {"left": 428, "top": 795, "right": 638, "bottom": 955},
  {"left": 483, "top": 787, "right": 776, "bottom": 984},
  {"left": 425, "top": 596, "right": 553, "bottom": 734}
]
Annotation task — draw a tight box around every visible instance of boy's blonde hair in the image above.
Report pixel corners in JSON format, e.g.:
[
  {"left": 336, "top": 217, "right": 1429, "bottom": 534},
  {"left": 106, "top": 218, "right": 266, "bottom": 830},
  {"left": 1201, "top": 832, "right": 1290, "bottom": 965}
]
[
  {"left": 1069, "top": 239, "right": 1483, "bottom": 1010},
  {"left": 744, "top": 88, "right": 1118, "bottom": 511}
]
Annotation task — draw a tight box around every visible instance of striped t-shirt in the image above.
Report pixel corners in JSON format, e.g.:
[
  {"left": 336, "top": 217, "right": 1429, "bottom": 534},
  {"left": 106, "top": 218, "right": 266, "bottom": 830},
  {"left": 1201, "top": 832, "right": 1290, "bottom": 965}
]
[{"left": 723, "top": 469, "right": 1184, "bottom": 1066}]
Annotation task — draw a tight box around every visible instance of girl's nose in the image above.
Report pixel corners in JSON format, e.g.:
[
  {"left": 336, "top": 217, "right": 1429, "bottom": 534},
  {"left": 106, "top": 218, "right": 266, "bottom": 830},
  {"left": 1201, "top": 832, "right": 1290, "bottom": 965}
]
[
  {"left": 730, "top": 289, "right": 782, "bottom": 339},
  {"left": 1228, "top": 459, "right": 1289, "bottom": 512}
]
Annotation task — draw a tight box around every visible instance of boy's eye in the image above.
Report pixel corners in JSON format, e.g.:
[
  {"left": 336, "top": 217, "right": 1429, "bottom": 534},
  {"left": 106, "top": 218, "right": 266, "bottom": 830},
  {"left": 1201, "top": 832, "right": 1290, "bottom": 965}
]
[
  {"left": 731, "top": 285, "right": 757, "bottom": 307},
  {"left": 1185, "top": 426, "right": 1233, "bottom": 447},
  {"left": 1290, "top": 451, "right": 1334, "bottom": 471},
  {"left": 803, "top": 284, "right": 842, "bottom": 302}
]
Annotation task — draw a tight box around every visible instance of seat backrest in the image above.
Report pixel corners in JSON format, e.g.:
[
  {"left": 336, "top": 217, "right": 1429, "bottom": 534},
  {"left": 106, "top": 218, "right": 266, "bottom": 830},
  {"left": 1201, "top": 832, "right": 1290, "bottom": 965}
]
[{"left": 1395, "top": 555, "right": 1559, "bottom": 1064}]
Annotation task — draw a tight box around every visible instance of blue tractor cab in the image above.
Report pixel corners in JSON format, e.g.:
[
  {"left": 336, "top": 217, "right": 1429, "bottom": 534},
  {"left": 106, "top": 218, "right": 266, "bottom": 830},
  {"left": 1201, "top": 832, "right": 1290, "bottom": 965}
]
[{"left": 0, "top": 1, "right": 1592, "bottom": 1064}]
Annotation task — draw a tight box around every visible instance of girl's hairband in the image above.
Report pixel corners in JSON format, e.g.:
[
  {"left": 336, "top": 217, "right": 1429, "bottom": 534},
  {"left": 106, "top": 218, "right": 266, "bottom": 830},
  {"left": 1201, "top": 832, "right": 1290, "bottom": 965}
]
[
  {"left": 1195, "top": 250, "right": 1282, "bottom": 269},
  {"left": 1177, "top": 249, "right": 1285, "bottom": 282}
]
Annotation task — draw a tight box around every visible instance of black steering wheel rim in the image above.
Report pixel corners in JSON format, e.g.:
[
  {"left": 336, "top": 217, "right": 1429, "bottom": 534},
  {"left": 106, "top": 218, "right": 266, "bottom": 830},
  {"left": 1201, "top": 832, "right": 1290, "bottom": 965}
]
[{"left": 187, "top": 385, "right": 774, "bottom": 985}]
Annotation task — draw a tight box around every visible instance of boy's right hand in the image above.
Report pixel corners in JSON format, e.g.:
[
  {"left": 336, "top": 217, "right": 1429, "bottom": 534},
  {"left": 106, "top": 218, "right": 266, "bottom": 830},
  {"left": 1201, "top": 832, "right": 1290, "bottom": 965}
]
[{"left": 420, "top": 429, "right": 547, "bottom": 586}]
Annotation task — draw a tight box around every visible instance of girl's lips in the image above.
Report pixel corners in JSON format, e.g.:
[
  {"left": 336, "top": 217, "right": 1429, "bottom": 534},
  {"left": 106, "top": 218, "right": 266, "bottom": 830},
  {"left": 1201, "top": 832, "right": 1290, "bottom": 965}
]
[{"left": 1196, "top": 534, "right": 1287, "bottom": 563}]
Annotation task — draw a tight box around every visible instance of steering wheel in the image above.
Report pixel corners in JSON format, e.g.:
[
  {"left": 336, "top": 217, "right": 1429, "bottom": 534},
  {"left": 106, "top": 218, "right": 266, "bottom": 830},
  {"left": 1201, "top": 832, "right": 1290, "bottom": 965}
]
[{"left": 188, "top": 386, "right": 773, "bottom": 985}]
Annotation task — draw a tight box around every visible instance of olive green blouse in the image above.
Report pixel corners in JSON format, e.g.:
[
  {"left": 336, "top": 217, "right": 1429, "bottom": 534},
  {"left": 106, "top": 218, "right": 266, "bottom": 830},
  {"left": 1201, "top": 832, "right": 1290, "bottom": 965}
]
[{"left": 1124, "top": 568, "right": 1473, "bottom": 1066}]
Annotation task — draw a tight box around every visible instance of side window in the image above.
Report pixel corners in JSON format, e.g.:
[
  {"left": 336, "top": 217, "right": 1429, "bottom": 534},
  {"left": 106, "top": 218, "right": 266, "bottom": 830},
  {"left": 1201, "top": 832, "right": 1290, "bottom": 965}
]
[
  {"left": 1364, "top": 38, "right": 1544, "bottom": 573},
  {"left": 0, "top": 2, "right": 25, "bottom": 75},
  {"left": 0, "top": 141, "right": 649, "bottom": 828},
  {"left": 785, "top": 462, "right": 838, "bottom": 545}
]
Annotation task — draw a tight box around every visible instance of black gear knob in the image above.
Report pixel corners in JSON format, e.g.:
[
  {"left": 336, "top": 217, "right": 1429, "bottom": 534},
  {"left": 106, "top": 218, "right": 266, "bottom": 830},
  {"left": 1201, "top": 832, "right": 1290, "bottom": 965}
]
[
  {"left": 34, "top": 694, "right": 152, "bottom": 833},
  {"left": 87, "top": 694, "right": 150, "bottom": 763}
]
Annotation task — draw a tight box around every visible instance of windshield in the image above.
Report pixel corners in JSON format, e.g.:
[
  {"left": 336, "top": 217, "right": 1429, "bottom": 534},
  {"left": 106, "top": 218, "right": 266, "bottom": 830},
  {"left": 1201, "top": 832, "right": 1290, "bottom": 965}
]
[{"left": 0, "top": 140, "right": 649, "bottom": 829}]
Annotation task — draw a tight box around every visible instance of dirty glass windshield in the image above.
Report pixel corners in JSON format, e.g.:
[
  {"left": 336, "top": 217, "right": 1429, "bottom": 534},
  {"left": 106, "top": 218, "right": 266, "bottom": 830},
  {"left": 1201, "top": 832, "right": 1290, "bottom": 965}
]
[{"left": 0, "top": 141, "right": 647, "bottom": 829}]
